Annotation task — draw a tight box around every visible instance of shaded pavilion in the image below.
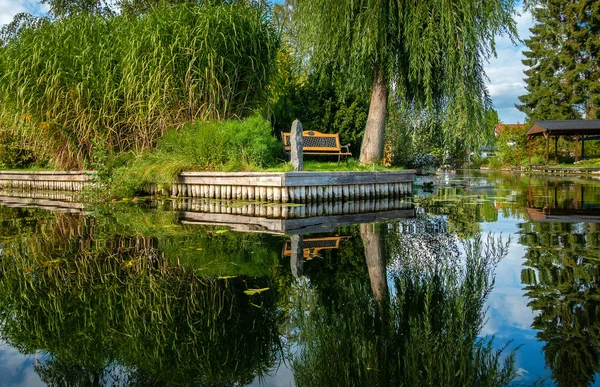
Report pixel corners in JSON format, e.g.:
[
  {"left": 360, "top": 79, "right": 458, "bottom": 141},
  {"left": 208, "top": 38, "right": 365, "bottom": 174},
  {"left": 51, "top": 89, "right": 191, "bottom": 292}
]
[{"left": 525, "top": 119, "right": 600, "bottom": 164}]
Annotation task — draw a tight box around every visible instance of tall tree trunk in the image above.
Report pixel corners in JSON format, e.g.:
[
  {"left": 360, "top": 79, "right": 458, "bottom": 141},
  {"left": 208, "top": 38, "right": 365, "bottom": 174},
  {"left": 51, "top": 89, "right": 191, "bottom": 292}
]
[
  {"left": 359, "top": 69, "right": 388, "bottom": 164},
  {"left": 290, "top": 234, "right": 304, "bottom": 278},
  {"left": 361, "top": 223, "right": 388, "bottom": 304}
]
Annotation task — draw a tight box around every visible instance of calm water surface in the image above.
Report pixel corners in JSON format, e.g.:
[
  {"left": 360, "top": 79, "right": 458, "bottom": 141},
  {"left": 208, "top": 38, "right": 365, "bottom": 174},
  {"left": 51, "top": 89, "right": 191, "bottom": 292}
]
[{"left": 0, "top": 171, "right": 598, "bottom": 386}]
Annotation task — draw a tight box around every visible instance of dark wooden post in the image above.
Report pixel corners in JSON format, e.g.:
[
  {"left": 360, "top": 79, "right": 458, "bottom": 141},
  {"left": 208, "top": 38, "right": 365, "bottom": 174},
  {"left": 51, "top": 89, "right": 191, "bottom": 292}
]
[
  {"left": 554, "top": 135, "right": 559, "bottom": 164},
  {"left": 575, "top": 136, "right": 580, "bottom": 162},
  {"left": 528, "top": 135, "right": 532, "bottom": 165},
  {"left": 544, "top": 132, "right": 549, "bottom": 164},
  {"left": 582, "top": 137, "right": 585, "bottom": 159}
]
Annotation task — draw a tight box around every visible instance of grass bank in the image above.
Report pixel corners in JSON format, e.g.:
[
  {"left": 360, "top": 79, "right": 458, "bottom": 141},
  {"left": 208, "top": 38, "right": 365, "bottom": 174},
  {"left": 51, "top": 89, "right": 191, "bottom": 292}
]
[{"left": 99, "top": 117, "right": 403, "bottom": 198}]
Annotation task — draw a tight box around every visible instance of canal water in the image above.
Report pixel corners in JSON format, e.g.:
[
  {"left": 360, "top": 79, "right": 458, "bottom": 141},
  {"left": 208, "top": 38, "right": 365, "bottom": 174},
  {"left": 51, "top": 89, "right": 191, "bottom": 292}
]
[{"left": 0, "top": 170, "right": 597, "bottom": 386}]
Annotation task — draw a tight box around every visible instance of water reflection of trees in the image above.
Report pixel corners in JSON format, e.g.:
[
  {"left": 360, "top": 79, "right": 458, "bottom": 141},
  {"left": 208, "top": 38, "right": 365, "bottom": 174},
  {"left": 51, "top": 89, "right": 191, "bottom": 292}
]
[
  {"left": 419, "top": 188, "right": 498, "bottom": 238},
  {"left": 0, "top": 209, "right": 285, "bottom": 385},
  {"left": 521, "top": 221, "right": 600, "bottom": 387},
  {"left": 291, "top": 228, "right": 515, "bottom": 386},
  {"left": 0, "top": 203, "right": 520, "bottom": 386}
]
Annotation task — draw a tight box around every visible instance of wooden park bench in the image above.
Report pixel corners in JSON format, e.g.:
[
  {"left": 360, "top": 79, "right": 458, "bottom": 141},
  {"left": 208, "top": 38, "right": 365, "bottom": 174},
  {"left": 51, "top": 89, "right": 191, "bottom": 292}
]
[
  {"left": 282, "top": 130, "right": 352, "bottom": 164},
  {"left": 282, "top": 236, "right": 350, "bottom": 260}
]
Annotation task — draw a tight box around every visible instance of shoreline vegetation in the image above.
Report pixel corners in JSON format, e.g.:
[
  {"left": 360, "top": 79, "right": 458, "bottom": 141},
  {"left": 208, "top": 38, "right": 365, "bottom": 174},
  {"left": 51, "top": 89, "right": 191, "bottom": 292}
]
[
  {"left": 0, "top": 3, "right": 278, "bottom": 170},
  {"left": 0, "top": 115, "right": 405, "bottom": 200},
  {"left": 98, "top": 116, "right": 404, "bottom": 198},
  {"left": 0, "top": 0, "right": 521, "bottom": 184}
]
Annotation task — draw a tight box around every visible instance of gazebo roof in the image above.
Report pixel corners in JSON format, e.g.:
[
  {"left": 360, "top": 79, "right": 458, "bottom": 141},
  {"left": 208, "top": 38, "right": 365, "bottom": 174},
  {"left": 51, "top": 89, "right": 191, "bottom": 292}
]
[{"left": 526, "top": 119, "right": 600, "bottom": 136}]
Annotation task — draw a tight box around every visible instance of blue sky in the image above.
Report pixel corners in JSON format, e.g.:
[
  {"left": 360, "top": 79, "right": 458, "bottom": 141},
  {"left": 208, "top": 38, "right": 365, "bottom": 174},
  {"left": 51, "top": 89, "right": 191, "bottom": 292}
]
[
  {"left": 0, "top": 0, "right": 47, "bottom": 25},
  {"left": 486, "top": 6, "right": 534, "bottom": 124},
  {"left": 0, "top": 1, "right": 533, "bottom": 124}
]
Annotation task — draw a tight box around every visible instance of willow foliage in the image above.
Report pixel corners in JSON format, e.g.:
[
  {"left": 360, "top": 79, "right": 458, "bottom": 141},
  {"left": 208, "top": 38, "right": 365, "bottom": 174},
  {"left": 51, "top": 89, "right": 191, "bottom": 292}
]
[
  {"left": 292, "top": 0, "right": 518, "bottom": 159},
  {"left": 0, "top": 3, "right": 278, "bottom": 169}
]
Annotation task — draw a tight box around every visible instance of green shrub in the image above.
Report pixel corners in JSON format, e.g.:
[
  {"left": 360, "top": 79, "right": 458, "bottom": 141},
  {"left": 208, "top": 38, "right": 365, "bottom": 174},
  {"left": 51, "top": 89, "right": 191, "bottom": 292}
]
[
  {"left": 109, "top": 117, "right": 280, "bottom": 197},
  {"left": 159, "top": 116, "right": 280, "bottom": 170},
  {"left": 269, "top": 59, "right": 368, "bottom": 155},
  {"left": 486, "top": 157, "right": 503, "bottom": 170},
  {"left": 406, "top": 153, "right": 439, "bottom": 169},
  {"left": 530, "top": 155, "right": 545, "bottom": 165},
  {"left": 0, "top": 127, "right": 37, "bottom": 169}
]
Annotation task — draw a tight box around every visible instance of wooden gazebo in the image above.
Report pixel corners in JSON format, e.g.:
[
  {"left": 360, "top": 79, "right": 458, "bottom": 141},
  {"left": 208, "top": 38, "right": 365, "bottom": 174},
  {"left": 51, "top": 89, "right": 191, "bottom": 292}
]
[{"left": 525, "top": 119, "right": 600, "bottom": 164}]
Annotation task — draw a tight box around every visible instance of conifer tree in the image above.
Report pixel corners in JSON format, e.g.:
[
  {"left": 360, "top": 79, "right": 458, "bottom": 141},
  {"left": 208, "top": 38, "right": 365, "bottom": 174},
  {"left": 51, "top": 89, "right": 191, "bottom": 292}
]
[{"left": 518, "top": 0, "right": 600, "bottom": 121}]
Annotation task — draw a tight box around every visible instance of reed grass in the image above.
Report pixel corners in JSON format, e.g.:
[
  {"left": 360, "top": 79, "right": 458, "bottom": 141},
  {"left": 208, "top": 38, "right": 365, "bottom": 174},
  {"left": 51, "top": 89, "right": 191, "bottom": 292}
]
[{"left": 0, "top": 3, "right": 278, "bottom": 169}]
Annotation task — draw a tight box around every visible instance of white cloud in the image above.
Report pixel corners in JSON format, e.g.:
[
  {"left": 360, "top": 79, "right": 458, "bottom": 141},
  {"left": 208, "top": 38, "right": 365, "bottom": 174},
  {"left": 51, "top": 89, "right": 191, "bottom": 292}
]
[
  {"left": 0, "top": 344, "right": 44, "bottom": 386},
  {"left": 0, "top": 0, "right": 48, "bottom": 26},
  {"left": 480, "top": 236, "right": 539, "bottom": 337},
  {"left": 485, "top": 7, "right": 535, "bottom": 124},
  {"left": 482, "top": 287, "right": 538, "bottom": 337}
]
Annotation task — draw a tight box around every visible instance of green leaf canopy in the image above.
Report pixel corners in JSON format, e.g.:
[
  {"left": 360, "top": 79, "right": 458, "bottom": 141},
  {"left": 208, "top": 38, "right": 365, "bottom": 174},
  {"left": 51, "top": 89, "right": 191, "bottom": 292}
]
[{"left": 292, "top": 0, "right": 517, "bottom": 161}]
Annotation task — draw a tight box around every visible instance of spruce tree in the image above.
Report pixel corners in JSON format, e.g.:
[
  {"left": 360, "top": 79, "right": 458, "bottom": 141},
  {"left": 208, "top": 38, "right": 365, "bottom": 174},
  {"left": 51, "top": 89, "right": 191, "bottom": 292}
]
[
  {"left": 518, "top": 0, "right": 600, "bottom": 121},
  {"left": 567, "top": 0, "right": 600, "bottom": 118}
]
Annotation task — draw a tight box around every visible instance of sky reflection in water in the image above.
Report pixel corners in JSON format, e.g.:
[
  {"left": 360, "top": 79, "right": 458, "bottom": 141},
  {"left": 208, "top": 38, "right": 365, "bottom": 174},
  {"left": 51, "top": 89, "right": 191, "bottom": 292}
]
[{"left": 0, "top": 171, "right": 598, "bottom": 386}]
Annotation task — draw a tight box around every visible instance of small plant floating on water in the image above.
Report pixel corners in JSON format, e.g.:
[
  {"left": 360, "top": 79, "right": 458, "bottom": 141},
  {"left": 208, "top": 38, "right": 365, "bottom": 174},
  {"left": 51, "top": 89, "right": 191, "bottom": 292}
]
[{"left": 244, "top": 288, "right": 270, "bottom": 296}]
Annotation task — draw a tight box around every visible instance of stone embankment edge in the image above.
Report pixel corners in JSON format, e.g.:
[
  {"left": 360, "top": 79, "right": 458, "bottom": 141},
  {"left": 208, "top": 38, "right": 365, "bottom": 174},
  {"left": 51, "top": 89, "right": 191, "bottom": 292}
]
[{"left": 0, "top": 170, "right": 415, "bottom": 203}]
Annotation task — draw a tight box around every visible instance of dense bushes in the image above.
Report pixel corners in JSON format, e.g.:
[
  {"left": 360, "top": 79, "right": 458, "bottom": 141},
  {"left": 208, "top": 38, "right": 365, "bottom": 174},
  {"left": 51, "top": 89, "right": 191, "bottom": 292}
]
[
  {"left": 0, "top": 3, "right": 278, "bottom": 169},
  {"left": 159, "top": 116, "right": 280, "bottom": 169},
  {"left": 0, "top": 127, "right": 37, "bottom": 169},
  {"left": 269, "top": 51, "right": 369, "bottom": 156},
  {"left": 109, "top": 116, "right": 281, "bottom": 196}
]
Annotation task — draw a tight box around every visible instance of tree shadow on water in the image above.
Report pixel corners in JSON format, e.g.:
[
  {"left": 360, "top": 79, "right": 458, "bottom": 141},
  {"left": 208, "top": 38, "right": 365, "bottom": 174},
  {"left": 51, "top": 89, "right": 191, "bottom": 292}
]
[{"left": 0, "top": 215, "right": 285, "bottom": 386}]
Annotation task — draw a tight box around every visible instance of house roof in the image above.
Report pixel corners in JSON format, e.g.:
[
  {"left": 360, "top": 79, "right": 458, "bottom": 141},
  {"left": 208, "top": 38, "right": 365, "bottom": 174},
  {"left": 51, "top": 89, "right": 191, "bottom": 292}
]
[
  {"left": 526, "top": 207, "right": 600, "bottom": 223},
  {"left": 526, "top": 120, "right": 600, "bottom": 136},
  {"left": 494, "top": 123, "right": 525, "bottom": 136}
]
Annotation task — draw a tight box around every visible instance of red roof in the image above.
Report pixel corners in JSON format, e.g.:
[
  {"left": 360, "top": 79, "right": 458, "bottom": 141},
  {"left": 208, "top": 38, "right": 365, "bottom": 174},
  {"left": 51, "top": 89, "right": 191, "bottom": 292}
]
[{"left": 494, "top": 124, "right": 526, "bottom": 136}]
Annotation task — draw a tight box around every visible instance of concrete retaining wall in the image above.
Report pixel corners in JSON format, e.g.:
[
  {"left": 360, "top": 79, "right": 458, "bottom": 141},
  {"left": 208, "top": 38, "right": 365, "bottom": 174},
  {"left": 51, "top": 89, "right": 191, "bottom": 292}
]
[
  {"left": 176, "top": 198, "right": 414, "bottom": 234},
  {"left": 0, "top": 171, "right": 94, "bottom": 191},
  {"left": 0, "top": 170, "right": 414, "bottom": 203},
  {"left": 151, "top": 171, "right": 414, "bottom": 203}
]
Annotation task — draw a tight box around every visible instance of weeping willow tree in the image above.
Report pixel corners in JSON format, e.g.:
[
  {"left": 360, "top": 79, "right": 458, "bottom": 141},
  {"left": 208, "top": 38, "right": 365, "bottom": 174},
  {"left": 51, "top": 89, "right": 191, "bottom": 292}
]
[
  {"left": 292, "top": 0, "right": 518, "bottom": 163},
  {"left": 0, "top": 2, "right": 278, "bottom": 169}
]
